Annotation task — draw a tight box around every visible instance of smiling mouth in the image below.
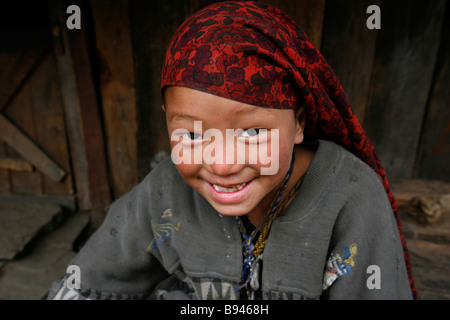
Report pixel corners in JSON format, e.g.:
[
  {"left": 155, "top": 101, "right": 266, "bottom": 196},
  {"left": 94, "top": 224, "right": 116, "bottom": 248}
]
[{"left": 212, "top": 182, "right": 248, "bottom": 193}]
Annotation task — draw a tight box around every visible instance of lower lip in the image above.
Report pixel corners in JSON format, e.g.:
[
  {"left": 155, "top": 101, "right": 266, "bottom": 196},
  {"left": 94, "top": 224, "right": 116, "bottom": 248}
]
[{"left": 206, "top": 179, "right": 255, "bottom": 204}]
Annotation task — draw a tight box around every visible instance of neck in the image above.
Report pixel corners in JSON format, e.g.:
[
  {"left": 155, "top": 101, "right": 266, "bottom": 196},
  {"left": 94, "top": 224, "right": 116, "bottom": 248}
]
[{"left": 245, "top": 145, "right": 315, "bottom": 227}]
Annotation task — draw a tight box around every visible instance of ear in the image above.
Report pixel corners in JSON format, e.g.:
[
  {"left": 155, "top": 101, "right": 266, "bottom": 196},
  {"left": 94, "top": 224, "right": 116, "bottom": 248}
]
[
  {"left": 162, "top": 104, "right": 166, "bottom": 111},
  {"left": 294, "top": 107, "right": 306, "bottom": 145}
]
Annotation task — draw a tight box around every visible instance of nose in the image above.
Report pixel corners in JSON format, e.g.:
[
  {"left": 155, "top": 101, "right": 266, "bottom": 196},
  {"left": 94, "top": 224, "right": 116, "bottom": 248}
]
[
  {"left": 204, "top": 160, "right": 244, "bottom": 177},
  {"left": 202, "top": 138, "right": 244, "bottom": 177}
]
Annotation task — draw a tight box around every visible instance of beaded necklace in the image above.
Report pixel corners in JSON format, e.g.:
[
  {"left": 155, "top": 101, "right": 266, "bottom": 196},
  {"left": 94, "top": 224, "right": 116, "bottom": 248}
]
[{"left": 235, "top": 152, "right": 304, "bottom": 297}]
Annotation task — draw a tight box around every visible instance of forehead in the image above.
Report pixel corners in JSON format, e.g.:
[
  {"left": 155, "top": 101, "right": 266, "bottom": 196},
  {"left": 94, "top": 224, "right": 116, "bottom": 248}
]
[{"left": 164, "top": 86, "right": 294, "bottom": 124}]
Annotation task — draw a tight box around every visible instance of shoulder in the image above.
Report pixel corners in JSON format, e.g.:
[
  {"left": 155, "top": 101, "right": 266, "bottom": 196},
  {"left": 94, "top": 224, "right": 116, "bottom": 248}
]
[
  {"left": 300, "top": 140, "right": 388, "bottom": 206},
  {"left": 315, "top": 140, "right": 396, "bottom": 235},
  {"left": 316, "top": 140, "right": 387, "bottom": 198},
  {"left": 283, "top": 139, "right": 391, "bottom": 225},
  {"left": 142, "top": 155, "right": 183, "bottom": 185},
  {"left": 108, "top": 156, "right": 191, "bottom": 222},
  {"left": 315, "top": 140, "right": 378, "bottom": 178},
  {"left": 296, "top": 139, "right": 392, "bottom": 222},
  {"left": 138, "top": 155, "right": 188, "bottom": 196}
]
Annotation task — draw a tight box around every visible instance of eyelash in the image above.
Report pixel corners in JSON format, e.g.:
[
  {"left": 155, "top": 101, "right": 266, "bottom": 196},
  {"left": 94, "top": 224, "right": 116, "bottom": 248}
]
[
  {"left": 183, "top": 128, "right": 262, "bottom": 141},
  {"left": 183, "top": 132, "right": 202, "bottom": 141},
  {"left": 239, "top": 128, "right": 261, "bottom": 138}
]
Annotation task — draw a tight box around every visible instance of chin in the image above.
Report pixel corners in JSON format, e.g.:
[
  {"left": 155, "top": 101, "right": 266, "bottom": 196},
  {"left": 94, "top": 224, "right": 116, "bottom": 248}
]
[{"left": 209, "top": 201, "right": 253, "bottom": 217}]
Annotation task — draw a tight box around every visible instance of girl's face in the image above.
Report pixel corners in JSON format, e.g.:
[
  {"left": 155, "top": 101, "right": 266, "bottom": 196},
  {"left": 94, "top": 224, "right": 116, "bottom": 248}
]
[{"left": 164, "top": 86, "right": 304, "bottom": 222}]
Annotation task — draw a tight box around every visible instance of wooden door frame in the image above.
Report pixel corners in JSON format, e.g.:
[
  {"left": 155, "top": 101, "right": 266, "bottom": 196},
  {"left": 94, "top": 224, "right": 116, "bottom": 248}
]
[{"left": 49, "top": 0, "right": 112, "bottom": 228}]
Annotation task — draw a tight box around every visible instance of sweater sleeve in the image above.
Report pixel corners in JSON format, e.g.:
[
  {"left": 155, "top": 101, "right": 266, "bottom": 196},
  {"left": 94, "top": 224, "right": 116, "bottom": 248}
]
[
  {"left": 322, "top": 155, "right": 413, "bottom": 300},
  {"left": 47, "top": 162, "right": 175, "bottom": 300}
]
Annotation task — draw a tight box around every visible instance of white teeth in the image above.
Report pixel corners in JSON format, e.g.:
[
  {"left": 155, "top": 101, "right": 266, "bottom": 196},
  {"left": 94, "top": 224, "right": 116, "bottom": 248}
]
[{"left": 213, "top": 182, "right": 247, "bottom": 193}]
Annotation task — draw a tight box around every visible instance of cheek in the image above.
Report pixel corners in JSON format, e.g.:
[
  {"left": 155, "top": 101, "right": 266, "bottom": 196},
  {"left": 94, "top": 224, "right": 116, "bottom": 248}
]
[
  {"left": 175, "top": 163, "right": 203, "bottom": 190},
  {"left": 176, "top": 162, "right": 198, "bottom": 178},
  {"left": 277, "top": 144, "right": 293, "bottom": 171},
  {"left": 275, "top": 131, "right": 296, "bottom": 164}
]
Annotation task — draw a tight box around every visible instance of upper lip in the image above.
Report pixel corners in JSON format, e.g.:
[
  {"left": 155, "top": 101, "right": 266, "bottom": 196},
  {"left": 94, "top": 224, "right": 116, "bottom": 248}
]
[{"left": 208, "top": 179, "right": 253, "bottom": 188}]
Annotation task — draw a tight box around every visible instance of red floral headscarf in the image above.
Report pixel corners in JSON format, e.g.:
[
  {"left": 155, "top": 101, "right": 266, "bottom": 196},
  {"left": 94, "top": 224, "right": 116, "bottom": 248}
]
[{"left": 161, "top": 0, "right": 416, "bottom": 298}]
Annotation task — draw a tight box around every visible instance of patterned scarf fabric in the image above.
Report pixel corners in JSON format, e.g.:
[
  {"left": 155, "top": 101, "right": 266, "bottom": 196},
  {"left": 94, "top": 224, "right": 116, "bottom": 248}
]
[{"left": 161, "top": 0, "right": 416, "bottom": 298}]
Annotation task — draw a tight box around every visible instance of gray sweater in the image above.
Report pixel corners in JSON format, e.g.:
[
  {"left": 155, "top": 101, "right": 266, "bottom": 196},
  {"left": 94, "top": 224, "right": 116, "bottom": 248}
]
[{"left": 48, "top": 140, "right": 412, "bottom": 300}]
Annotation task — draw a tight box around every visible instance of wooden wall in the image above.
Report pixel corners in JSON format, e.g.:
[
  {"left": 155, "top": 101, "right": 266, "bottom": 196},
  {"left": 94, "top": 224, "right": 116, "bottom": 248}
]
[
  {"left": 0, "top": 5, "right": 74, "bottom": 197},
  {"left": 320, "top": 0, "right": 450, "bottom": 180},
  {"left": 1, "top": 0, "right": 449, "bottom": 225}
]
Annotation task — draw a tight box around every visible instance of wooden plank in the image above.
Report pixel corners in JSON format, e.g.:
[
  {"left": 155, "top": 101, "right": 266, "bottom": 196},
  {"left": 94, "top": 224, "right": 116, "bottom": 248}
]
[
  {"left": 90, "top": 0, "right": 139, "bottom": 199},
  {"left": 392, "top": 177, "right": 450, "bottom": 205},
  {"left": 0, "top": 114, "right": 66, "bottom": 182},
  {"left": 0, "top": 157, "right": 33, "bottom": 172},
  {"left": 363, "top": 0, "right": 446, "bottom": 178},
  {"left": 0, "top": 142, "right": 11, "bottom": 193},
  {"left": 129, "top": 0, "right": 183, "bottom": 179},
  {"left": 414, "top": 3, "right": 450, "bottom": 182},
  {"left": 63, "top": 0, "right": 112, "bottom": 227},
  {"left": 3, "top": 82, "right": 43, "bottom": 194},
  {"left": 263, "top": 0, "right": 325, "bottom": 49},
  {"left": 320, "top": 0, "right": 380, "bottom": 125},
  {"left": 393, "top": 178, "right": 450, "bottom": 299},
  {"left": 0, "top": 29, "right": 49, "bottom": 111},
  {"left": 28, "top": 50, "right": 74, "bottom": 194},
  {"left": 406, "top": 239, "right": 450, "bottom": 300},
  {"left": 0, "top": 28, "right": 50, "bottom": 194},
  {"left": 48, "top": 1, "right": 91, "bottom": 210},
  {"left": 0, "top": 193, "right": 77, "bottom": 213}
]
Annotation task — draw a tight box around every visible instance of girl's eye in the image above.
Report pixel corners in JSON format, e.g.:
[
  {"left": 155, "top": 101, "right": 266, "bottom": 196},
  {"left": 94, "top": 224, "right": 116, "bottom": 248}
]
[
  {"left": 183, "top": 132, "right": 202, "bottom": 141},
  {"left": 240, "top": 128, "right": 261, "bottom": 138}
]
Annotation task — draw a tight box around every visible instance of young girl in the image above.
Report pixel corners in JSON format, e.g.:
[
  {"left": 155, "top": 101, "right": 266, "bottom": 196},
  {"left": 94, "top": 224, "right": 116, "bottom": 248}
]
[{"left": 49, "top": 1, "right": 415, "bottom": 300}]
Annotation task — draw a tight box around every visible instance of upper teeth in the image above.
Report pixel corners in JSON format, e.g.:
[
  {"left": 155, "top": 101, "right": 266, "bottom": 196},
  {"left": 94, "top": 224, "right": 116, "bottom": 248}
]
[{"left": 213, "top": 182, "right": 247, "bottom": 193}]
